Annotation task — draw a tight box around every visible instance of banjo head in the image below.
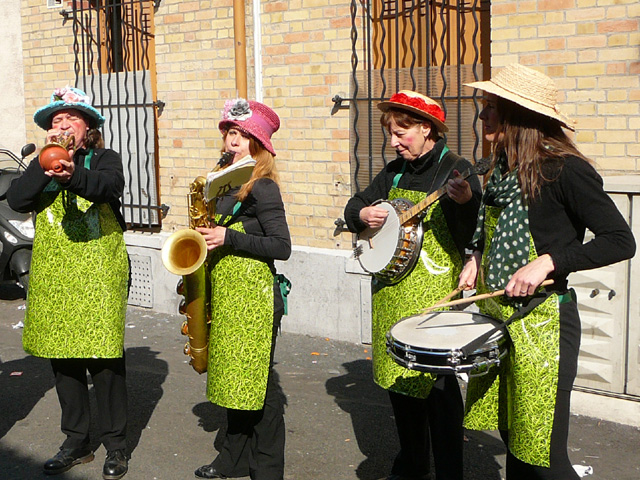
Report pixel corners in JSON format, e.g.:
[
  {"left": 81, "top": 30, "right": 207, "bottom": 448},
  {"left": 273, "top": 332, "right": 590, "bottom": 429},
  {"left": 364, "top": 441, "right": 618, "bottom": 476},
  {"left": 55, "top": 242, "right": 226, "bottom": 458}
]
[{"left": 355, "top": 198, "right": 423, "bottom": 284}]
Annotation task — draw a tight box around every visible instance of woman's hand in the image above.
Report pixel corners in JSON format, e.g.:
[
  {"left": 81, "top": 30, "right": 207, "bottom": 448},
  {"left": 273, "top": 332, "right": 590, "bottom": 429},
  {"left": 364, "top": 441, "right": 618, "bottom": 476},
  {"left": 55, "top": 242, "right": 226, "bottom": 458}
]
[
  {"left": 45, "top": 158, "right": 75, "bottom": 183},
  {"left": 44, "top": 129, "right": 76, "bottom": 182},
  {"left": 505, "top": 254, "right": 555, "bottom": 297},
  {"left": 196, "top": 226, "right": 227, "bottom": 251},
  {"left": 359, "top": 205, "right": 389, "bottom": 228},
  {"left": 446, "top": 171, "right": 473, "bottom": 205},
  {"left": 459, "top": 250, "right": 481, "bottom": 290}
]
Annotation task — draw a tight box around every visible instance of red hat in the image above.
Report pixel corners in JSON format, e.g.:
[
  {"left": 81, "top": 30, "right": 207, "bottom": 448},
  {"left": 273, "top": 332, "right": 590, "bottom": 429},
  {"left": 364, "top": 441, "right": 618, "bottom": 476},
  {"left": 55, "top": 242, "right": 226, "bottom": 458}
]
[
  {"left": 378, "top": 90, "right": 448, "bottom": 133},
  {"left": 218, "top": 99, "right": 280, "bottom": 156}
]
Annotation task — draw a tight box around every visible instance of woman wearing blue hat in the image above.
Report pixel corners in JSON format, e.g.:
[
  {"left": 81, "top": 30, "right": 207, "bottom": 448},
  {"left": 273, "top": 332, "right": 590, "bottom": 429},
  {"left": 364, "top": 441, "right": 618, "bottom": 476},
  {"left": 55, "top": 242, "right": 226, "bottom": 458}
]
[{"left": 7, "top": 86, "right": 130, "bottom": 480}]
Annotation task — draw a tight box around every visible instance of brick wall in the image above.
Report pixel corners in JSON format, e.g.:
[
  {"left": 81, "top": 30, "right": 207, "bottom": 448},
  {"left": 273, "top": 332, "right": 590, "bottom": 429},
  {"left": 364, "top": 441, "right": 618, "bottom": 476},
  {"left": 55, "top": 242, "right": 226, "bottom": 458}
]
[
  {"left": 19, "top": 0, "right": 355, "bottom": 250},
  {"left": 19, "top": 0, "right": 640, "bottom": 249},
  {"left": 490, "top": 0, "right": 640, "bottom": 174},
  {"left": 155, "top": 0, "right": 354, "bottom": 250},
  {"left": 20, "top": 0, "right": 77, "bottom": 148}
]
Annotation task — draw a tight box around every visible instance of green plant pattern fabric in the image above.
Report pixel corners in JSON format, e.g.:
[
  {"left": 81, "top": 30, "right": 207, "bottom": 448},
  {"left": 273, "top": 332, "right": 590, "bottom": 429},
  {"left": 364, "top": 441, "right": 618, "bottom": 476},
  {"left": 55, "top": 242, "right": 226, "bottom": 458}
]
[
  {"left": 372, "top": 187, "right": 462, "bottom": 398},
  {"left": 464, "top": 206, "right": 561, "bottom": 467},
  {"left": 206, "top": 220, "right": 274, "bottom": 411},
  {"left": 23, "top": 185, "right": 129, "bottom": 358}
]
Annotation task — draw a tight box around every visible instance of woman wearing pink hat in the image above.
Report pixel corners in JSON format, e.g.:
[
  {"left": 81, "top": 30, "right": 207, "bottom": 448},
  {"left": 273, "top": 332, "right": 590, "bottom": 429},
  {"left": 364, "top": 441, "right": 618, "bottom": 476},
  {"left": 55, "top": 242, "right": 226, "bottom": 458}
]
[
  {"left": 344, "top": 91, "right": 482, "bottom": 480},
  {"left": 460, "top": 64, "right": 635, "bottom": 479},
  {"left": 193, "top": 98, "right": 291, "bottom": 480}
]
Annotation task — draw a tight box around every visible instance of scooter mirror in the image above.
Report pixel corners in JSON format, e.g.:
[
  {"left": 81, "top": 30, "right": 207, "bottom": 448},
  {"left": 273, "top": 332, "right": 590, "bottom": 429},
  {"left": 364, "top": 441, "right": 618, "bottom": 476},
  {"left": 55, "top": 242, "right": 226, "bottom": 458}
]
[{"left": 21, "top": 143, "right": 36, "bottom": 159}]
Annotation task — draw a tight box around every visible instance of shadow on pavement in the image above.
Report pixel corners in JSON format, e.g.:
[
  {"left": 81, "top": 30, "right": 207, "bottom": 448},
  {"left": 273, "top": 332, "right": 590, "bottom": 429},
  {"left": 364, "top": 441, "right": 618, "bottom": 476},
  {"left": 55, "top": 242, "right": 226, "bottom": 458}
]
[
  {"left": 0, "top": 355, "right": 54, "bottom": 440},
  {"left": 325, "top": 359, "right": 398, "bottom": 480},
  {"left": 125, "top": 346, "right": 169, "bottom": 457},
  {"left": 326, "top": 359, "right": 505, "bottom": 480}
]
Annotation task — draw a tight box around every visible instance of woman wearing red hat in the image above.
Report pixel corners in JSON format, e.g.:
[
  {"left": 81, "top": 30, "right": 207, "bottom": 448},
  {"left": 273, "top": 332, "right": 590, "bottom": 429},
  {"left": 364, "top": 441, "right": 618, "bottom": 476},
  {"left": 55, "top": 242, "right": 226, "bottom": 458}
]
[
  {"left": 193, "top": 98, "right": 291, "bottom": 480},
  {"left": 344, "top": 91, "right": 482, "bottom": 480}
]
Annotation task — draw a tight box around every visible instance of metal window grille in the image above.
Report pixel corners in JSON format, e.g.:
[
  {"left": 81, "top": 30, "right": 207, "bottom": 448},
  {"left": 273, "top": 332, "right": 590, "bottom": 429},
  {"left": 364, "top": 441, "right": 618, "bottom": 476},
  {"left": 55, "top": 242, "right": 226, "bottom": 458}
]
[
  {"left": 66, "top": 0, "right": 163, "bottom": 229},
  {"left": 344, "top": 0, "right": 490, "bottom": 193}
]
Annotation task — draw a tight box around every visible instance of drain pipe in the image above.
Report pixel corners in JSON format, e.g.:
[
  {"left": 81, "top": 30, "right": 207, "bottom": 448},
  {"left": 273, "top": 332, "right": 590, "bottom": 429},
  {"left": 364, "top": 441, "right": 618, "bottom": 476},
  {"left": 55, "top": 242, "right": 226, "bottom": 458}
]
[{"left": 233, "top": 0, "right": 248, "bottom": 98}]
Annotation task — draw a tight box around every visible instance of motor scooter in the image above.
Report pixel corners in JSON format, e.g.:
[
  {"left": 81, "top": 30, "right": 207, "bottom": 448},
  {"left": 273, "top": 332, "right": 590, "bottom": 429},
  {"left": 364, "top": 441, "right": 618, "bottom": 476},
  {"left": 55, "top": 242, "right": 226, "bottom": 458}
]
[{"left": 0, "top": 143, "right": 36, "bottom": 291}]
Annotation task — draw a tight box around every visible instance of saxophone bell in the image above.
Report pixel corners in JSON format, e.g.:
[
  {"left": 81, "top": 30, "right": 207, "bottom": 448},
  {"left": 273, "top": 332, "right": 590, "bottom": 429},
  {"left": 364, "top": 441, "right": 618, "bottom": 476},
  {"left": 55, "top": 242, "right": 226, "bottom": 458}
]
[{"left": 161, "top": 229, "right": 208, "bottom": 276}]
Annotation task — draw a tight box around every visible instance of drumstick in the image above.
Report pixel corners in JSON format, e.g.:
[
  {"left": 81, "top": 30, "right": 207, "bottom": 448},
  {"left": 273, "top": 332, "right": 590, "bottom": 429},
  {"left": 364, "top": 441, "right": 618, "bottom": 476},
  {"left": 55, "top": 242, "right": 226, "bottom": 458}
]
[
  {"left": 420, "top": 279, "right": 554, "bottom": 313},
  {"left": 430, "top": 284, "right": 466, "bottom": 308}
]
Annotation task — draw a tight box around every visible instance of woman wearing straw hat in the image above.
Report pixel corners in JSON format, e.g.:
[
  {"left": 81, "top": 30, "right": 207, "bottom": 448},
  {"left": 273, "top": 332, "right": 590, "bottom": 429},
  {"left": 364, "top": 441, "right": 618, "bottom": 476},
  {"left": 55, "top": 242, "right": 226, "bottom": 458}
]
[
  {"left": 459, "top": 64, "right": 635, "bottom": 479},
  {"left": 344, "top": 91, "right": 482, "bottom": 480},
  {"left": 7, "top": 86, "right": 130, "bottom": 479},
  {"left": 192, "top": 98, "right": 291, "bottom": 480}
]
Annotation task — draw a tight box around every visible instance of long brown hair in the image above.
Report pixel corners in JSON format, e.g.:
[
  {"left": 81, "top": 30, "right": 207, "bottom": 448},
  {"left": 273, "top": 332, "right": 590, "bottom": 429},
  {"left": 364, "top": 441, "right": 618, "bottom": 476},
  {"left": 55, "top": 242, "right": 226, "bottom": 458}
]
[
  {"left": 221, "top": 132, "right": 279, "bottom": 202},
  {"left": 490, "top": 96, "right": 589, "bottom": 201}
]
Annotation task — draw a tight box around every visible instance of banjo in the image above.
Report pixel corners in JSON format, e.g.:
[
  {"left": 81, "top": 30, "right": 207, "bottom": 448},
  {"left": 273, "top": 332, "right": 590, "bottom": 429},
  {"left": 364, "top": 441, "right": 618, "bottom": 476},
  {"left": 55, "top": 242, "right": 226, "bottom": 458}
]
[{"left": 354, "top": 158, "right": 490, "bottom": 285}]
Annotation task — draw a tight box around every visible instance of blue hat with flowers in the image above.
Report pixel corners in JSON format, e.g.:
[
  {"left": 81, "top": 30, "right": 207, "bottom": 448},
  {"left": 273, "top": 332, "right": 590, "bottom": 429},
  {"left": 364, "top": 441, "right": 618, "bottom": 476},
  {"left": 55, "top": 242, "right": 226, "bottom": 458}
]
[{"left": 33, "top": 86, "right": 105, "bottom": 130}]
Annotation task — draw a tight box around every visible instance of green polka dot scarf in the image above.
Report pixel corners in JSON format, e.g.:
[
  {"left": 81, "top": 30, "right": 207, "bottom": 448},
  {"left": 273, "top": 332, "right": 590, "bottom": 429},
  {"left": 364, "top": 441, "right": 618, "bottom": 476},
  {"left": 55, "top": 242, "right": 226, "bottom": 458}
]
[{"left": 472, "top": 155, "right": 530, "bottom": 291}]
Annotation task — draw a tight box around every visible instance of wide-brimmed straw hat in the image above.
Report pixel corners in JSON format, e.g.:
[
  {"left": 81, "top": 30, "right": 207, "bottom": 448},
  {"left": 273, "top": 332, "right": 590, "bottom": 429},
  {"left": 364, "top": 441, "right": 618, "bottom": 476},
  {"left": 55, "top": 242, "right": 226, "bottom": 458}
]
[
  {"left": 378, "top": 90, "right": 449, "bottom": 133},
  {"left": 465, "top": 63, "right": 575, "bottom": 131},
  {"left": 34, "top": 85, "right": 105, "bottom": 130},
  {"left": 219, "top": 98, "right": 280, "bottom": 156}
]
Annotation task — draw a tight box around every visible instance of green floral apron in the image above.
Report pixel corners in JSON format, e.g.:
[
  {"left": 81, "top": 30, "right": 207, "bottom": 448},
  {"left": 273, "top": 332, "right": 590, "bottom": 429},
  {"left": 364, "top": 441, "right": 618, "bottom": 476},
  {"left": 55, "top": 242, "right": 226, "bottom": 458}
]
[
  {"left": 206, "top": 211, "right": 274, "bottom": 411},
  {"left": 372, "top": 167, "right": 462, "bottom": 398},
  {"left": 22, "top": 151, "right": 129, "bottom": 359},
  {"left": 464, "top": 205, "right": 563, "bottom": 467}
]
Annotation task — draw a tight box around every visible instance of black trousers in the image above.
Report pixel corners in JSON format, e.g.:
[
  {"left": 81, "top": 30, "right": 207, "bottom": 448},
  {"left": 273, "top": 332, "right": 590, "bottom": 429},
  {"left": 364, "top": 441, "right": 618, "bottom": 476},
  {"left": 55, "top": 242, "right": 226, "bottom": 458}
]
[
  {"left": 211, "top": 305, "right": 286, "bottom": 480},
  {"left": 389, "top": 375, "right": 464, "bottom": 480},
  {"left": 50, "top": 355, "right": 128, "bottom": 452},
  {"left": 211, "top": 370, "right": 285, "bottom": 480}
]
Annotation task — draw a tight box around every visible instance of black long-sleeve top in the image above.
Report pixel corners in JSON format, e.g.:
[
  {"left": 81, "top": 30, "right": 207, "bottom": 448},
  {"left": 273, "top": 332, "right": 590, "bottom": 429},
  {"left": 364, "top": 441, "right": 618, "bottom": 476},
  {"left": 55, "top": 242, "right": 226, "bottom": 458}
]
[
  {"left": 216, "top": 177, "right": 291, "bottom": 274},
  {"left": 344, "top": 139, "right": 483, "bottom": 257},
  {"left": 6, "top": 148, "right": 127, "bottom": 231},
  {"left": 528, "top": 156, "right": 635, "bottom": 285}
]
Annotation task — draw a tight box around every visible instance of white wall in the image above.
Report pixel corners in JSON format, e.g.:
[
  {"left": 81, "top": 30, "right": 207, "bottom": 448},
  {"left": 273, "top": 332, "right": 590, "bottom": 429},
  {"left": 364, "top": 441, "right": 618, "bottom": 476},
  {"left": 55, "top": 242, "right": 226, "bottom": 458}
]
[{"left": 0, "top": 0, "right": 27, "bottom": 153}]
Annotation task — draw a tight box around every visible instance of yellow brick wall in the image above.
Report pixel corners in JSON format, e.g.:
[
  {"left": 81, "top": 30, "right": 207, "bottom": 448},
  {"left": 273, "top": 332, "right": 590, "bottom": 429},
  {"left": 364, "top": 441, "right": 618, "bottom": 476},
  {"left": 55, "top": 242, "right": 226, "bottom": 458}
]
[
  {"left": 490, "top": 0, "right": 640, "bottom": 174},
  {"left": 20, "top": 0, "right": 638, "bottom": 249},
  {"left": 21, "top": 0, "right": 77, "bottom": 148},
  {"left": 19, "top": 0, "right": 355, "bottom": 250},
  {"left": 155, "top": 0, "right": 354, "bottom": 250}
]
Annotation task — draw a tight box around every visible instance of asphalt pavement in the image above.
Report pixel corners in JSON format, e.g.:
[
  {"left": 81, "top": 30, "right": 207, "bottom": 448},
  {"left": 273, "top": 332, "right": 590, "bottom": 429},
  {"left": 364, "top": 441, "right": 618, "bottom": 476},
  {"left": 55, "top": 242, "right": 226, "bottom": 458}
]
[{"left": 1, "top": 284, "right": 639, "bottom": 480}]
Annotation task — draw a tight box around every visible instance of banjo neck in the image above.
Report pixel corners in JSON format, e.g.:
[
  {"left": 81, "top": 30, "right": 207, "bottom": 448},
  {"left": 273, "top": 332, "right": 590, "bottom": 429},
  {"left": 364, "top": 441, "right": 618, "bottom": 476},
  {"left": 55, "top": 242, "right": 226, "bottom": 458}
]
[
  {"left": 397, "top": 158, "right": 490, "bottom": 225},
  {"left": 398, "top": 184, "right": 447, "bottom": 224}
]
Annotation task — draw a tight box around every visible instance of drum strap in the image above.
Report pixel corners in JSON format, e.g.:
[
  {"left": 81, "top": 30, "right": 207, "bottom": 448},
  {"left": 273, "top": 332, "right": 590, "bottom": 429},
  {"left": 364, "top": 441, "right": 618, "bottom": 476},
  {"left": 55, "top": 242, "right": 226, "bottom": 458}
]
[{"left": 459, "top": 290, "right": 552, "bottom": 358}]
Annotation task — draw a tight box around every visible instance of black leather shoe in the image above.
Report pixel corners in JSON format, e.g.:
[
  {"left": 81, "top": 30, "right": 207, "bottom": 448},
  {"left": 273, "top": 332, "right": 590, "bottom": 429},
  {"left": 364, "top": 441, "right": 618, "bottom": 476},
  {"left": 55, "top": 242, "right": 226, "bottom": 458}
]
[
  {"left": 43, "top": 447, "right": 94, "bottom": 475},
  {"left": 103, "top": 449, "right": 128, "bottom": 480},
  {"left": 194, "top": 463, "right": 228, "bottom": 479}
]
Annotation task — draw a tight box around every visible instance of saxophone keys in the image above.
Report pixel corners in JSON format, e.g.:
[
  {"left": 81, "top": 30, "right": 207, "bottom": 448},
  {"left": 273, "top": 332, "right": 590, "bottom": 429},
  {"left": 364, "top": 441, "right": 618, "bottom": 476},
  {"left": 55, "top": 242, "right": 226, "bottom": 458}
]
[{"left": 180, "top": 320, "right": 189, "bottom": 336}]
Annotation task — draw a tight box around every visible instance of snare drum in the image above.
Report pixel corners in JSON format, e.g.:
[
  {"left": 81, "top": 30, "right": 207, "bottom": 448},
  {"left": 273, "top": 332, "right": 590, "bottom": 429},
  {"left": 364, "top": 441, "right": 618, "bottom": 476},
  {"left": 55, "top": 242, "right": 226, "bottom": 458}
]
[{"left": 386, "top": 310, "right": 508, "bottom": 375}]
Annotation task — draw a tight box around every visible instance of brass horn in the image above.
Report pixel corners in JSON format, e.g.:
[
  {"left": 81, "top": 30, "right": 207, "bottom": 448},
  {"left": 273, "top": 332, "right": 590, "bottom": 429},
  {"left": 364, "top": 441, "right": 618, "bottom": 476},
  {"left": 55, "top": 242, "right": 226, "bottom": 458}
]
[
  {"left": 161, "top": 229, "right": 207, "bottom": 276},
  {"left": 161, "top": 174, "right": 212, "bottom": 374}
]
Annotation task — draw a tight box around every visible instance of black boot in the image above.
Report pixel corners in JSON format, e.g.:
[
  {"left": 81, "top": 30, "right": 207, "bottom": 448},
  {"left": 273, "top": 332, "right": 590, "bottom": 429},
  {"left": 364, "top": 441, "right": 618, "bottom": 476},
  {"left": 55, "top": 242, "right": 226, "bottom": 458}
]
[
  {"left": 194, "top": 463, "right": 229, "bottom": 479},
  {"left": 103, "top": 449, "right": 128, "bottom": 480},
  {"left": 43, "top": 446, "right": 94, "bottom": 475}
]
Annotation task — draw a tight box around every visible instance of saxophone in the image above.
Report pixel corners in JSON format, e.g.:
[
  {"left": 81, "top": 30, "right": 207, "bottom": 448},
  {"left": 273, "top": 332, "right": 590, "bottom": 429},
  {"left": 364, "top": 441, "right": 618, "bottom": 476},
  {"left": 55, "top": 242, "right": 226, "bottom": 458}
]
[{"left": 161, "top": 152, "right": 235, "bottom": 374}]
